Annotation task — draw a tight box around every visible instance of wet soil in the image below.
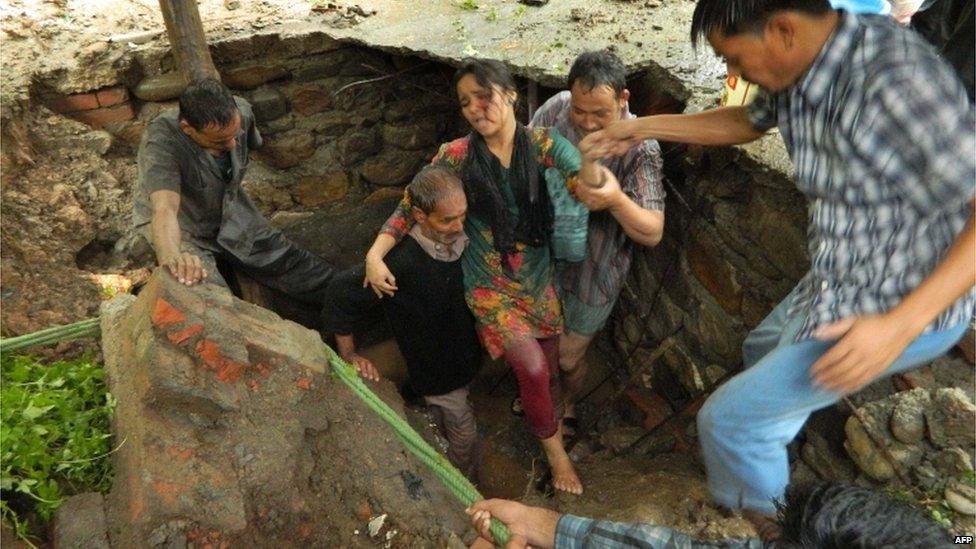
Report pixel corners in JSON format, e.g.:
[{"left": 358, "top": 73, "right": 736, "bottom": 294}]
[{"left": 356, "top": 336, "right": 757, "bottom": 541}]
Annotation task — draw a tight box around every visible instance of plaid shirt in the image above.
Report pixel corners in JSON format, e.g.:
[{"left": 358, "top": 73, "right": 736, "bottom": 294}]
[
  {"left": 556, "top": 514, "right": 764, "bottom": 548},
  {"left": 531, "top": 91, "right": 665, "bottom": 307},
  {"left": 749, "top": 11, "right": 975, "bottom": 341}
]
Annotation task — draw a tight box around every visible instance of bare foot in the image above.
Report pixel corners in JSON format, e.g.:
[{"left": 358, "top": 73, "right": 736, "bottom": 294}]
[
  {"left": 550, "top": 457, "right": 583, "bottom": 495},
  {"left": 540, "top": 430, "right": 583, "bottom": 495},
  {"left": 742, "top": 509, "right": 780, "bottom": 542}
]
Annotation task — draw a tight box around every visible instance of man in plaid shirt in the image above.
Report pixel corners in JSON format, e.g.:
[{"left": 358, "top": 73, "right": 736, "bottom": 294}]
[
  {"left": 530, "top": 51, "right": 666, "bottom": 431},
  {"left": 583, "top": 0, "right": 974, "bottom": 538}
]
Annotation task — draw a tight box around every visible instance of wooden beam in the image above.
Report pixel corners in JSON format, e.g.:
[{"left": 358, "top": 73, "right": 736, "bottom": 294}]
[{"left": 158, "top": 0, "right": 220, "bottom": 84}]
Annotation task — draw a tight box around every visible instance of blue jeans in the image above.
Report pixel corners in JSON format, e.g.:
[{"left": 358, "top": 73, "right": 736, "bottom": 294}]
[{"left": 698, "top": 288, "right": 967, "bottom": 513}]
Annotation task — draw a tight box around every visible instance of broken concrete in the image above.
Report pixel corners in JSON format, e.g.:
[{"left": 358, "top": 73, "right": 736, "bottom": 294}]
[{"left": 98, "top": 270, "right": 469, "bottom": 547}]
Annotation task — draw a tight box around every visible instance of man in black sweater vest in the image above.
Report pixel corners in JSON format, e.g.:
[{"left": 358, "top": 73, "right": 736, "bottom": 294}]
[{"left": 323, "top": 166, "right": 482, "bottom": 481}]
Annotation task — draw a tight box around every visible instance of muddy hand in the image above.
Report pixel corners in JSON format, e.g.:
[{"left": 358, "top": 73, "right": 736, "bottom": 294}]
[{"left": 164, "top": 252, "right": 207, "bottom": 286}]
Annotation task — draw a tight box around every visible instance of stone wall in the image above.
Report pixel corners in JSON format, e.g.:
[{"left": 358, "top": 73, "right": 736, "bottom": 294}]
[
  {"left": 4, "top": 36, "right": 470, "bottom": 336},
  {"left": 608, "top": 131, "right": 808, "bottom": 405},
  {"left": 39, "top": 35, "right": 469, "bottom": 235}
]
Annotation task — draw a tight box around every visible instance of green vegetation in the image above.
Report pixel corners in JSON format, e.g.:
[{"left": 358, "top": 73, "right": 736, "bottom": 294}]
[
  {"left": 513, "top": 4, "right": 527, "bottom": 18},
  {"left": 485, "top": 6, "right": 498, "bottom": 21},
  {"left": 1, "top": 353, "right": 116, "bottom": 542},
  {"left": 458, "top": 0, "right": 479, "bottom": 10}
]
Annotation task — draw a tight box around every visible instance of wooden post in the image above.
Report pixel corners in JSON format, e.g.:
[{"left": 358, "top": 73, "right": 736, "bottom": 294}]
[{"left": 158, "top": 0, "right": 220, "bottom": 83}]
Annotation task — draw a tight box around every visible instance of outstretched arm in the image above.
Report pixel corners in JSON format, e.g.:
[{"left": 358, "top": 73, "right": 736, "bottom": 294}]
[
  {"left": 580, "top": 106, "right": 765, "bottom": 158},
  {"left": 150, "top": 190, "right": 207, "bottom": 285}
]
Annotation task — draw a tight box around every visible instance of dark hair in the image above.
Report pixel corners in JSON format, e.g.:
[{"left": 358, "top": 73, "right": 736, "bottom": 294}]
[
  {"left": 777, "top": 483, "right": 953, "bottom": 548},
  {"left": 452, "top": 58, "right": 518, "bottom": 106},
  {"left": 690, "top": 0, "right": 832, "bottom": 47},
  {"left": 178, "top": 78, "right": 239, "bottom": 130},
  {"left": 407, "top": 165, "right": 463, "bottom": 214},
  {"left": 451, "top": 59, "right": 549, "bottom": 259},
  {"left": 567, "top": 50, "right": 627, "bottom": 95}
]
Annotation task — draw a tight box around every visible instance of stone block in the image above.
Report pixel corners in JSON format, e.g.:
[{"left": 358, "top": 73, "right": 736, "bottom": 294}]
[
  {"left": 95, "top": 86, "right": 129, "bottom": 108},
  {"left": 294, "top": 54, "right": 348, "bottom": 81},
  {"left": 359, "top": 148, "right": 426, "bottom": 187},
  {"left": 222, "top": 64, "right": 290, "bottom": 90},
  {"left": 249, "top": 87, "right": 288, "bottom": 122},
  {"left": 364, "top": 186, "right": 406, "bottom": 204},
  {"left": 70, "top": 102, "right": 136, "bottom": 130},
  {"left": 687, "top": 228, "right": 741, "bottom": 315},
  {"left": 289, "top": 85, "right": 334, "bottom": 116},
  {"left": 926, "top": 388, "right": 976, "bottom": 450},
  {"left": 296, "top": 172, "right": 350, "bottom": 207},
  {"left": 51, "top": 492, "right": 110, "bottom": 549},
  {"left": 255, "top": 132, "right": 316, "bottom": 169},
  {"left": 889, "top": 388, "right": 930, "bottom": 444},
  {"left": 296, "top": 110, "right": 355, "bottom": 137},
  {"left": 45, "top": 92, "right": 99, "bottom": 113},
  {"left": 336, "top": 128, "right": 380, "bottom": 166},
  {"left": 381, "top": 120, "right": 441, "bottom": 151},
  {"left": 133, "top": 72, "right": 184, "bottom": 102},
  {"left": 98, "top": 271, "right": 469, "bottom": 545}
]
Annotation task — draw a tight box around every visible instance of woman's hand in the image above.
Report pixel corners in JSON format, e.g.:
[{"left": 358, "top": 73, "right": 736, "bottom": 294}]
[{"left": 364, "top": 256, "right": 398, "bottom": 298}]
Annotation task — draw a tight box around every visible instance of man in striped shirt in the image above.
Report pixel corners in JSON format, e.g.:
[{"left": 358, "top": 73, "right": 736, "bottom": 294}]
[
  {"left": 582, "top": 0, "right": 974, "bottom": 537},
  {"left": 530, "top": 51, "right": 666, "bottom": 433}
]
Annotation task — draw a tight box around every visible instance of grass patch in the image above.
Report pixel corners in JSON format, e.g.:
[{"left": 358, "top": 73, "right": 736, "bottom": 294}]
[{"left": 1, "top": 353, "right": 115, "bottom": 542}]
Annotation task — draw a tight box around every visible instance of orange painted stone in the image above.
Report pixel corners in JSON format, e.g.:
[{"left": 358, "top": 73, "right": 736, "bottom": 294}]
[{"left": 152, "top": 298, "right": 186, "bottom": 328}]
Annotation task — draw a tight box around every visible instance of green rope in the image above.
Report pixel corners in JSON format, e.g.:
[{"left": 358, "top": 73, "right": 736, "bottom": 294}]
[
  {"left": 0, "top": 318, "right": 101, "bottom": 354},
  {"left": 324, "top": 345, "right": 511, "bottom": 546},
  {"left": 0, "top": 318, "right": 510, "bottom": 545}
]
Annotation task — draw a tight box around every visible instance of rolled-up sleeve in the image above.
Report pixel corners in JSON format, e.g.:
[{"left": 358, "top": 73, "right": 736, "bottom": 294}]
[{"left": 138, "top": 124, "right": 181, "bottom": 195}]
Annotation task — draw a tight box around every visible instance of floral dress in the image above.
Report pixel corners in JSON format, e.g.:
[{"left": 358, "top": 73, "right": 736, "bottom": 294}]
[{"left": 379, "top": 127, "right": 584, "bottom": 358}]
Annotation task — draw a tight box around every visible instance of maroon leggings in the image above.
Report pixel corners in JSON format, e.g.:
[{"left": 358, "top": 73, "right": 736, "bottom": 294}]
[{"left": 503, "top": 336, "right": 564, "bottom": 439}]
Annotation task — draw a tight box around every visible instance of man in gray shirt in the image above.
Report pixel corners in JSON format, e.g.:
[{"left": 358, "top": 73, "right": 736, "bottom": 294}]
[{"left": 132, "top": 78, "right": 335, "bottom": 307}]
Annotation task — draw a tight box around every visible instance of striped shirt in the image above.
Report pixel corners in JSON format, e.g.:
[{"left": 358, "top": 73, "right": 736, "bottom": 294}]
[
  {"left": 556, "top": 514, "right": 764, "bottom": 548},
  {"left": 748, "top": 11, "right": 975, "bottom": 341},
  {"left": 531, "top": 91, "right": 665, "bottom": 307}
]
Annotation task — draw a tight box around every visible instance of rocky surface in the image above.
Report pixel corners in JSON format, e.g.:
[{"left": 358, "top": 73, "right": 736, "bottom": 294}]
[{"left": 96, "top": 270, "right": 470, "bottom": 547}]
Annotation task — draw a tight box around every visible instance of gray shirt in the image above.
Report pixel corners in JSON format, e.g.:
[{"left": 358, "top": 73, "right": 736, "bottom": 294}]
[{"left": 133, "top": 97, "right": 269, "bottom": 260}]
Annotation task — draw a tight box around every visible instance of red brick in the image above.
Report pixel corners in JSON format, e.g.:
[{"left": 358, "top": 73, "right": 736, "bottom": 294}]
[
  {"left": 70, "top": 102, "right": 135, "bottom": 129},
  {"left": 46, "top": 92, "right": 99, "bottom": 113},
  {"left": 95, "top": 86, "right": 129, "bottom": 107}
]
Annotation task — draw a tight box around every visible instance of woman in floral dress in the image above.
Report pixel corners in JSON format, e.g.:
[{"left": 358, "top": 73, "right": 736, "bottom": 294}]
[{"left": 364, "top": 59, "right": 614, "bottom": 494}]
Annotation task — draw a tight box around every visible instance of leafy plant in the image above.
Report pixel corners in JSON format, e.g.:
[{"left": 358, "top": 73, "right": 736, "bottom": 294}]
[
  {"left": 0, "top": 353, "right": 116, "bottom": 542},
  {"left": 458, "top": 0, "right": 479, "bottom": 10},
  {"left": 513, "top": 5, "right": 526, "bottom": 18},
  {"left": 485, "top": 6, "right": 498, "bottom": 21}
]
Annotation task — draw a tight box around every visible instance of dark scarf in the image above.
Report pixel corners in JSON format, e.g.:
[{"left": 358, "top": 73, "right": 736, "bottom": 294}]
[{"left": 462, "top": 124, "right": 552, "bottom": 260}]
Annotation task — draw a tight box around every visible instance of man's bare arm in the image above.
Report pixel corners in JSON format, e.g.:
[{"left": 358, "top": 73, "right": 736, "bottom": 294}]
[
  {"left": 581, "top": 106, "right": 765, "bottom": 158},
  {"left": 150, "top": 190, "right": 206, "bottom": 285}
]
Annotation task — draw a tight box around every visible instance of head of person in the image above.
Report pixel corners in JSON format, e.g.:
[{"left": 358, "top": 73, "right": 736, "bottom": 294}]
[
  {"left": 566, "top": 50, "right": 630, "bottom": 136},
  {"left": 408, "top": 166, "right": 468, "bottom": 245},
  {"left": 691, "top": 0, "right": 836, "bottom": 92},
  {"left": 178, "top": 77, "right": 241, "bottom": 154},
  {"left": 453, "top": 58, "right": 519, "bottom": 140},
  {"left": 777, "top": 482, "right": 952, "bottom": 548}
]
